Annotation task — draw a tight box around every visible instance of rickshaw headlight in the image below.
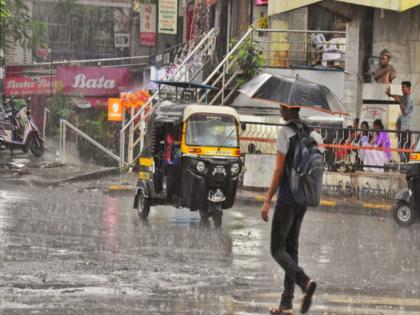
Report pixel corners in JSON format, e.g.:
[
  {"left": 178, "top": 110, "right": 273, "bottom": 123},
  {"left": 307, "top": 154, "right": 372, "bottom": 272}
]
[
  {"left": 196, "top": 161, "right": 205, "bottom": 172},
  {"left": 231, "top": 163, "right": 240, "bottom": 174}
]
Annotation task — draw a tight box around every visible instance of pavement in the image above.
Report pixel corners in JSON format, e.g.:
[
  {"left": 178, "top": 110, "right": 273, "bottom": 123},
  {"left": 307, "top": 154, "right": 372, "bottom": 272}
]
[{"left": 1, "top": 184, "right": 419, "bottom": 314}]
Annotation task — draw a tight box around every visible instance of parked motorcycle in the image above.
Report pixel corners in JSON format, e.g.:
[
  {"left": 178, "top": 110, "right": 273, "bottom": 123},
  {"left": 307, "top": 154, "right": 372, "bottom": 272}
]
[
  {"left": 393, "top": 137, "right": 420, "bottom": 227},
  {"left": 0, "top": 96, "right": 44, "bottom": 157}
]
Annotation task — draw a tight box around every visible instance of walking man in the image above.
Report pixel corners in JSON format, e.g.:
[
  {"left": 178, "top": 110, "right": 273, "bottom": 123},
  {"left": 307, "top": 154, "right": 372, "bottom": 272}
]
[
  {"left": 386, "top": 81, "right": 415, "bottom": 162},
  {"left": 261, "top": 105, "right": 317, "bottom": 314}
]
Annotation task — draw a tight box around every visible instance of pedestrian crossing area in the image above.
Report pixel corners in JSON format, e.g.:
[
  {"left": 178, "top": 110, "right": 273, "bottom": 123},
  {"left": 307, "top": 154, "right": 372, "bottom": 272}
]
[{"left": 224, "top": 291, "right": 420, "bottom": 314}]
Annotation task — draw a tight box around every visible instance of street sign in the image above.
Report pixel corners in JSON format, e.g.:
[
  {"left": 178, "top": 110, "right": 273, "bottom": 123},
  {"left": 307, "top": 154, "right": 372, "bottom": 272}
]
[
  {"left": 140, "top": 4, "right": 156, "bottom": 46},
  {"left": 159, "top": 0, "right": 177, "bottom": 35},
  {"left": 115, "top": 33, "right": 129, "bottom": 48},
  {"left": 108, "top": 98, "right": 123, "bottom": 121}
]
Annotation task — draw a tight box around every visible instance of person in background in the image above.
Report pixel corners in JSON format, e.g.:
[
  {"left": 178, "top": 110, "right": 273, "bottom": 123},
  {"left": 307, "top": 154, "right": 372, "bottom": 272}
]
[
  {"left": 373, "top": 119, "right": 391, "bottom": 162},
  {"left": 386, "top": 81, "right": 415, "bottom": 162},
  {"left": 374, "top": 49, "right": 396, "bottom": 84},
  {"left": 360, "top": 119, "right": 391, "bottom": 172},
  {"left": 334, "top": 125, "right": 352, "bottom": 163},
  {"left": 358, "top": 121, "right": 371, "bottom": 170},
  {"left": 352, "top": 118, "right": 360, "bottom": 140}
]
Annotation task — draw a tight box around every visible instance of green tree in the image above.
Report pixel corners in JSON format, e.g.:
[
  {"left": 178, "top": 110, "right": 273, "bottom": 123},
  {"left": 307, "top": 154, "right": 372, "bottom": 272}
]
[{"left": 0, "top": 0, "right": 46, "bottom": 53}]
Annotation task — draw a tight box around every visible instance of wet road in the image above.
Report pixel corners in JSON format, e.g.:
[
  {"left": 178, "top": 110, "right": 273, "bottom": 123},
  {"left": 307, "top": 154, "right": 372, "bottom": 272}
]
[{"left": 1, "top": 183, "right": 420, "bottom": 314}]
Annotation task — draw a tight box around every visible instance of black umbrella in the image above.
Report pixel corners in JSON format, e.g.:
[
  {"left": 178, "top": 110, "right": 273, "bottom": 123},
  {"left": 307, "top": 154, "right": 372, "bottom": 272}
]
[
  {"left": 239, "top": 73, "right": 347, "bottom": 115},
  {"left": 231, "top": 93, "right": 345, "bottom": 124}
]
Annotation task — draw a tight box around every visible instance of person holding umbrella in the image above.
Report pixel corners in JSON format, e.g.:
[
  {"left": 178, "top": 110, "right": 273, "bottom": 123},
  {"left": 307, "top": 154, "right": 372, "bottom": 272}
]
[
  {"left": 239, "top": 73, "right": 346, "bottom": 314},
  {"left": 260, "top": 104, "right": 318, "bottom": 315}
]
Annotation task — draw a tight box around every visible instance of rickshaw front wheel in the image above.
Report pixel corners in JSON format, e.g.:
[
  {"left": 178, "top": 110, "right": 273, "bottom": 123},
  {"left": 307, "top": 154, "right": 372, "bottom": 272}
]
[
  {"left": 393, "top": 201, "right": 416, "bottom": 227},
  {"left": 137, "top": 190, "right": 151, "bottom": 220}
]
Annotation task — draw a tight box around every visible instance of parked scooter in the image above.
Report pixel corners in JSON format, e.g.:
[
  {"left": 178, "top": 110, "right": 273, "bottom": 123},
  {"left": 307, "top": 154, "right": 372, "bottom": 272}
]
[
  {"left": 393, "top": 137, "right": 420, "bottom": 227},
  {"left": 0, "top": 96, "right": 44, "bottom": 157}
]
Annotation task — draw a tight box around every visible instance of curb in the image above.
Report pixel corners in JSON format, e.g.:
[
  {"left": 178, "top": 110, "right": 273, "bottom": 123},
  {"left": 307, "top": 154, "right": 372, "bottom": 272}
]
[
  {"left": 0, "top": 167, "right": 121, "bottom": 187},
  {"left": 35, "top": 167, "right": 120, "bottom": 186},
  {"left": 236, "top": 193, "right": 393, "bottom": 216}
]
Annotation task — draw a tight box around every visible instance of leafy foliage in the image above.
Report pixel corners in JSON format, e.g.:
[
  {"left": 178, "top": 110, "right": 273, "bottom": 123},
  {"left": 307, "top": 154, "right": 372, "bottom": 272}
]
[
  {"left": 0, "top": 0, "right": 47, "bottom": 52},
  {"left": 230, "top": 37, "right": 264, "bottom": 86}
]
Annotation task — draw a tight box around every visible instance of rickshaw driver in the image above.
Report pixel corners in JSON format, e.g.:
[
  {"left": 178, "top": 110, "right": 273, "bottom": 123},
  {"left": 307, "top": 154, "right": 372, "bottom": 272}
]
[
  {"left": 164, "top": 125, "right": 182, "bottom": 203},
  {"left": 164, "top": 126, "right": 181, "bottom": 165}
]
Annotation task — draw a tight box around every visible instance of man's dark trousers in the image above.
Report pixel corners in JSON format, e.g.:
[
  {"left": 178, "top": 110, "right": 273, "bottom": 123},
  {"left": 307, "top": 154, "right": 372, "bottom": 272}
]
[{"left": 271, "top": 199, "right": 309, "bottom": 309}]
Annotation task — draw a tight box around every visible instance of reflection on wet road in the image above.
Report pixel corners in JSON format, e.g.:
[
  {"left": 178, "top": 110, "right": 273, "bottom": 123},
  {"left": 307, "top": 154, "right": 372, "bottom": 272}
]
[{"left": 1, "top": 183, "right": 420, "bottom": 314}]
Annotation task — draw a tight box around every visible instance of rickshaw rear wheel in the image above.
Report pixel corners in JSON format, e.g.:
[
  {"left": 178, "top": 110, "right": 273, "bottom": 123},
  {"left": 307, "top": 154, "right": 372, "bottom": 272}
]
[
  {"left": 393, "top": 201, "right": 416, "bottom": 227},
  {"left": 137, "top": 190, "right": 151, "bottom": 220}
]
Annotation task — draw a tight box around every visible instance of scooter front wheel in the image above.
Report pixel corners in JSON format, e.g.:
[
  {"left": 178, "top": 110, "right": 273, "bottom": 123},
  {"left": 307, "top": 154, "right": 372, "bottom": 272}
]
[
  {"left": 393, "top": 201, "right": 416, "bottom": 227},
  {"left": 29, "top": 135, "right": 44, "bottom": 157}
]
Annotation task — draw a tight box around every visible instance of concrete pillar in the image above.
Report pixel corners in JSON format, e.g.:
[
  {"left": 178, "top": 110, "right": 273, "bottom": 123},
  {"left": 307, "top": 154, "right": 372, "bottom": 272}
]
[{"left": 343, "top": 8, "right": 366, "bottom": 119}]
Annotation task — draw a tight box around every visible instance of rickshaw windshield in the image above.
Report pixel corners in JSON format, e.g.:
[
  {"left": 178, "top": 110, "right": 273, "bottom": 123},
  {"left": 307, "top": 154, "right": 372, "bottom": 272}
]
[
  {"left": 186, "top": 113, "right": 239, "bottom": 148},
  {"left": 415, "top": 138, "right": 420, "bottom": 152}
]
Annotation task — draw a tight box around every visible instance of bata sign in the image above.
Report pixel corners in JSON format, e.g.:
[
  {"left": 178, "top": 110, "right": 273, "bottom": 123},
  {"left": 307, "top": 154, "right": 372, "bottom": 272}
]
[
  {"left": 57, "top": 66, "right": 130, "bottom": 97},
  {"left": 4, "top": 76, "right": 56, "bottom": 96}
]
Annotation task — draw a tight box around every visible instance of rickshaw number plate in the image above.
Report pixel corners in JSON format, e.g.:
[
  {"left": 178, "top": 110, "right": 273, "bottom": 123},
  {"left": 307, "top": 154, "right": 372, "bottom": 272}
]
[
  {"left": 138, "top": 171, "right": 150, "bottom": 180},
  {"left": 206, "top": 149, "right": 232, "bottom": 156}
]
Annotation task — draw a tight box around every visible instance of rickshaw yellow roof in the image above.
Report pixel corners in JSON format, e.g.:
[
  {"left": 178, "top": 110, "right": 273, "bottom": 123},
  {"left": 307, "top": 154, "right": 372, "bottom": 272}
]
[{"left": 183, "top": 105, "right": 240, "bottom": 123}]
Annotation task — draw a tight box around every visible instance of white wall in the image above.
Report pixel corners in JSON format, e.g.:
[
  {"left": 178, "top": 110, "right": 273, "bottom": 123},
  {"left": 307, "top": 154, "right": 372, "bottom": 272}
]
[{"left": 372, "top": 7, "right": 420, "bottom": 131}]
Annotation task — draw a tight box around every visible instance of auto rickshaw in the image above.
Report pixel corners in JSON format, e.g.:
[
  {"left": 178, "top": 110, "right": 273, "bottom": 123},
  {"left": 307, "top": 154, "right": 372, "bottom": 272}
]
[
  {"left": 393, "top": 137, "right": 420, "bottom": 227},
  {"left": 133, "top": 82, "right": 242, "bottom": 227}
]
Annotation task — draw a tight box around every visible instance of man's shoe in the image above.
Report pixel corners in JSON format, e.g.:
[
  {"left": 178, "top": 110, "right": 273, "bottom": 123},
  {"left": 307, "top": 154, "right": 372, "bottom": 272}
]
[{"left": 301, "top": 280, "right": 317, "bottom": 314}]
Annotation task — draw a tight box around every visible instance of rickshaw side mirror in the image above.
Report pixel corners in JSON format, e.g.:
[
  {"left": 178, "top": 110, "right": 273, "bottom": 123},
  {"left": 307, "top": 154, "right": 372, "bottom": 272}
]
[{"left": 241, "top": 122, "right": 246, "bottom": 131}]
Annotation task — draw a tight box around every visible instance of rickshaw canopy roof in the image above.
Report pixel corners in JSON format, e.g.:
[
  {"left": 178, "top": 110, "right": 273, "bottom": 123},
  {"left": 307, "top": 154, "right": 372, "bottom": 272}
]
[
  {"left": 183, "top": 105, "right": 240, "bottom": 123},
  {"left": 153, "top": 80, "right": 217, "bottom": 90}
]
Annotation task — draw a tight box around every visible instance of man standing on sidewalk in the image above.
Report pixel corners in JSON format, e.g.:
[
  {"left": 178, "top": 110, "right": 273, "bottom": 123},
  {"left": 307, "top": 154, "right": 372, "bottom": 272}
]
[
  {"left": 386, "top": 81, "right": 415, "bottom": 162},
  {"left": 260, "top": 105, "right": 317, "bottom": 315}
]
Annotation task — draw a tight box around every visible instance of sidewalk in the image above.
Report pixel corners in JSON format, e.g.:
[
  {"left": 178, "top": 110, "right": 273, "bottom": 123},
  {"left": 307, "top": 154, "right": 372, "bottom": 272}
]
[{"left": 235, "top": 188, "right": 393, "bottom": 216}]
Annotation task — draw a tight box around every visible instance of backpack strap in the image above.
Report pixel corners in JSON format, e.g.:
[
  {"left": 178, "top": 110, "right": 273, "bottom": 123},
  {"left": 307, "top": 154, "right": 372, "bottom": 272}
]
[{"left": 286, "top": 120, "right": 310, "bottom": 138}]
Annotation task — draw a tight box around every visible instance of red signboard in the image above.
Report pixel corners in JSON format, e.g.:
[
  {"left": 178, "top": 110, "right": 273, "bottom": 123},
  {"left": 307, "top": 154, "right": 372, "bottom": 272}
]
[
  {"left": 255, "top": 0, "right": 268, "bottom": 5},
  {"left": 4, "top": 76, "right": 56, "bottom": 96},
  {"left": 57, "top": 66, "right": 130, "bottom": 97}
]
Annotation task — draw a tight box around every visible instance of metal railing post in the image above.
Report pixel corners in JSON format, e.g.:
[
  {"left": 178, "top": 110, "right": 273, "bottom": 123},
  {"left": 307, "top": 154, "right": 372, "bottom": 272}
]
[
  {"left": 222, "top": 63, "right": 226, "bottom": 104},
  {"left": 128, "top": 107, "right": 134, "bottom": 166},
  {"left": 59, "top": 119, "right": 63, "bottom": 162},
  {"left": 63, "top": 122, "right": 66, "bottom": 164},
  {"left": 43, "top": 107, "right": 49, "bottom": 139}
]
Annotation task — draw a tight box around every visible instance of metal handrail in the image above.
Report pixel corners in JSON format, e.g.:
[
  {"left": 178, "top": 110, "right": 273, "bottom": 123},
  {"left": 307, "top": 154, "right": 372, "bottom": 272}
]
[
  {"left": 119, "top": 28, "right": 217, "bottom": 169},
  {"left": 254, "top": 28, "right": 346, "bottom": 34},
  {"left": 121, "top": 28, "right": 216, "bottom": 135},
  {"left": 60, "top": 119, "right": 121, "bottom": 164}
]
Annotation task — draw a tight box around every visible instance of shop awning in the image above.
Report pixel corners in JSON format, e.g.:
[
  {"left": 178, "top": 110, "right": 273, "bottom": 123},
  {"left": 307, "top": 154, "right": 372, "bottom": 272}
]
[{"left": 268, "top": 0, "right": 420, "bottom": 16}]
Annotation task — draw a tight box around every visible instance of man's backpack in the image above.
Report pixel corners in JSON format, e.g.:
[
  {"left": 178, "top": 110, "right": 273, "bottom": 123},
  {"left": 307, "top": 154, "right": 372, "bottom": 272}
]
[{"left": 287, "top": 121, "right": 324, "bottom": 207}]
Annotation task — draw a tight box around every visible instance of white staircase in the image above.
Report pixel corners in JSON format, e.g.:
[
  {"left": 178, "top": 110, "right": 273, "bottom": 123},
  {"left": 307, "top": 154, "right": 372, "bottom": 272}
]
[
  {"left": 119, "top": 27, "right": 259, "bottom": 170},
  {"left": 119, "top": 28, "right": 218, "bottom": 168}
]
